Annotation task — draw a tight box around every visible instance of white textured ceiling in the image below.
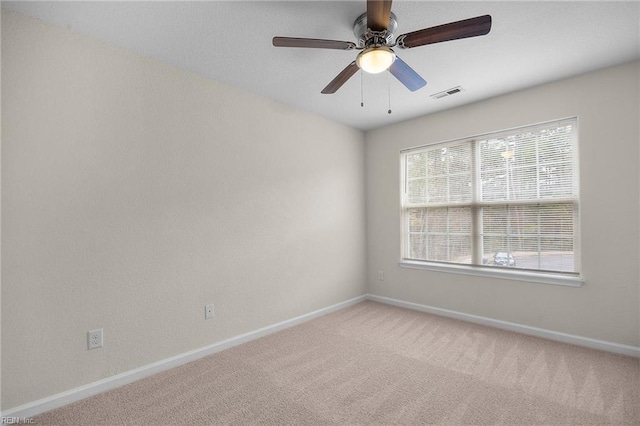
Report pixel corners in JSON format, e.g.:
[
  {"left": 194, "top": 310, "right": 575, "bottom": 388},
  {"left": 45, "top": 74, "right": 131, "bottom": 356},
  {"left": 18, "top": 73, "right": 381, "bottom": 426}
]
[{"left": 3, "top": 1, "right": 640, "bottom": 130}]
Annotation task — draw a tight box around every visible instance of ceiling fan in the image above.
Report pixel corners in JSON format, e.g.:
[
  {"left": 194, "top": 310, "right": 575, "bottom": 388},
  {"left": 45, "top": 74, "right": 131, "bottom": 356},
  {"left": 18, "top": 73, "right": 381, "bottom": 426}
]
[{"left": 273, "top": 0, "right": 492, "bottom": 94}]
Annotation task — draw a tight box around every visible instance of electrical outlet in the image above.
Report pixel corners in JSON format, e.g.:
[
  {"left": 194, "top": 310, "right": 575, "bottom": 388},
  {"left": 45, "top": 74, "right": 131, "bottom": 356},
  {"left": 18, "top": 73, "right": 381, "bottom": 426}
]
[
  {"left": 87, "top": 329, "right": 103, "bottom": 350},
  {"left": 378, "top": 270, "right": 384, "bottom": 281},
  {"left": 205, "top": 304, "right": 214, "bottom": 319}
]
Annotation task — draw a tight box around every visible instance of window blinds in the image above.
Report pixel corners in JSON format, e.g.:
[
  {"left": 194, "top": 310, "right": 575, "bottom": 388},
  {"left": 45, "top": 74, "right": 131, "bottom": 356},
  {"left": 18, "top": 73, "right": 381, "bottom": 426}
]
[{"left": 402, "top": 118, "right": 579, "bottom": 275}]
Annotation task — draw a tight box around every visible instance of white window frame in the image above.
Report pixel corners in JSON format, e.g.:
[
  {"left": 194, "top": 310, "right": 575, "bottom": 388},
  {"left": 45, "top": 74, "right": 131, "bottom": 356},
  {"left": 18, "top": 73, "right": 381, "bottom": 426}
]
[{"left": 399, "top": 117, "right": 584, "bottom": 287}]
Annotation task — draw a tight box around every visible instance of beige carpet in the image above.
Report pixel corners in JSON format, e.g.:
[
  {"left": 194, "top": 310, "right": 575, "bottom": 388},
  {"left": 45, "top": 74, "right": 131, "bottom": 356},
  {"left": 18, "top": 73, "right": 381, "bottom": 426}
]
[{"left": 36, "top": 301, "right": 639, "bottom": 425}]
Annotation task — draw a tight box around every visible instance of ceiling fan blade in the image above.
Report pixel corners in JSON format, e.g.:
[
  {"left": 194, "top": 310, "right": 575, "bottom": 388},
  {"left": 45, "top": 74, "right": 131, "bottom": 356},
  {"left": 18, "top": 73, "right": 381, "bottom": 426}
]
[
  {"left": 397, "top": 15, "right": 492, "bottom": 49},
  {"left": 389, "top": 57, "right": 427, "bottom": 92},
  {"left": 273, "top": 37, "right": 356, "bottom": 50},
  {"left": 367, "top": 0, "right": 393, "bottom": 32},
  {"left": 321, "top": 61, "right": 359, "bottom": 94}
]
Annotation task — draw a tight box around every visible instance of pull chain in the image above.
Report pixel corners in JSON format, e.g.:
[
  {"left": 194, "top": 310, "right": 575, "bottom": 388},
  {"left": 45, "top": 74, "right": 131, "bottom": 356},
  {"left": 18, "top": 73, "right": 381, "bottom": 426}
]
[
  {"left": 387, "top": 70, "right": 392, "bottom": 114},
  {"left": 360, "top": 70, "right": 364, "bottom": 107}
]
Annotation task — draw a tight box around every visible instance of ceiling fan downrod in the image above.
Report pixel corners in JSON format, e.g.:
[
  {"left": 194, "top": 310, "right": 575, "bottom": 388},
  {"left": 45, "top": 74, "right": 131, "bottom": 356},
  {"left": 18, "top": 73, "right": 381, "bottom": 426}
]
[{"left": 352, "top": 11, "right": 398, "bottom": 48}]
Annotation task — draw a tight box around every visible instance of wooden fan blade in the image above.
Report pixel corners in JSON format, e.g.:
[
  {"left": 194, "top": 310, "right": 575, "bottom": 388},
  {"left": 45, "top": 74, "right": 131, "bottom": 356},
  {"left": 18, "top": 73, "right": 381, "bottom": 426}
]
[
  {"left": 397, "top": 15, "right": 492, "bottom": 49},
  {"left": 273, "top": 37, "right": 356, "bottom": 50},
  {"left": 389, "top": 57, "right": 427, "bottom": 92},
  {"left": 321, "top": 61, "right": 359, "bottom": 94},
  {"left": 367, "top": 0, "right": 393, "bottom": 32}
]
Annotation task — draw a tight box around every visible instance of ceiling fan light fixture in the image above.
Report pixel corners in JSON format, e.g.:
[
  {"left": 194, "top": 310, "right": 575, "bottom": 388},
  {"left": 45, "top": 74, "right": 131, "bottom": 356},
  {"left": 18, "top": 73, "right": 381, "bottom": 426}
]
[{"left": 356, "top": 47, "right": 396, "bottom": 74}]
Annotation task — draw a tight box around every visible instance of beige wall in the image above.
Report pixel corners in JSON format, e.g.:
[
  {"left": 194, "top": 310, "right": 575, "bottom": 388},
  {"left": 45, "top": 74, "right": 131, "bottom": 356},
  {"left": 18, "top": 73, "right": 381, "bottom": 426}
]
[
  {"left": 366, "top": 60, "right": 640, "bottom": 347},
  {"left": 1, "top": 11, "right": 366, "bottom": 410}
]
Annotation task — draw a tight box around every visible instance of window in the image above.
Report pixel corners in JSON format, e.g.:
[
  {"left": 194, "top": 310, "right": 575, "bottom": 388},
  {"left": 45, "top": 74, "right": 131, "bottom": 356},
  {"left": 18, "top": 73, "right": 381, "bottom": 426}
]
[{"left": 401, "top": 118, "right": 580, "bottom": 281}]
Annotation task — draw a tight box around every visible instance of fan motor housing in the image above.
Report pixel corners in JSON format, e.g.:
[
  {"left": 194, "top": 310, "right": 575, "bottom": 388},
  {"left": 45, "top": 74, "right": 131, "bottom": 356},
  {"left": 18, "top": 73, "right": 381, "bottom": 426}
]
[{"left": 353, "top": 12, "right": 398, "bottom": 47}]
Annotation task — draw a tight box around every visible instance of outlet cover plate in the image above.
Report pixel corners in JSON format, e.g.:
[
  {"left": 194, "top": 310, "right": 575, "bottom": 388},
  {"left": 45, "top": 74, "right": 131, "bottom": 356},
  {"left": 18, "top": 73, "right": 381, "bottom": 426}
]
[
  {"left": 88, "top": 329, "right": 103, "bottom": 350},
  {"left": 205, "top": 304, "right": 214, "bottom": 319}
]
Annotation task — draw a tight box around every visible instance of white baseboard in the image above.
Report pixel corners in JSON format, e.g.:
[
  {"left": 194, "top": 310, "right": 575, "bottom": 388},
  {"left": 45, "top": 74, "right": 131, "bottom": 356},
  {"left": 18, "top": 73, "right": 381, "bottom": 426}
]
[
  {"left": 366, "top": 294, "right": 640, "bottom": 358},
  {"left": 1, "top": 294, "right": 367, "bottom": 419},
  {"left": 5, "top": 293, "right": 637, "bottom": 418}
]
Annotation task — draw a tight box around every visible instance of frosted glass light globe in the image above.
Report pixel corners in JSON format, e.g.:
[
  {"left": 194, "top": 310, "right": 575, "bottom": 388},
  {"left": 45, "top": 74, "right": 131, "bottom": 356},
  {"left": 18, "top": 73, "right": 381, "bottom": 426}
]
[{"left": 356, "top": 47, "right": 396, "bottom": 74}]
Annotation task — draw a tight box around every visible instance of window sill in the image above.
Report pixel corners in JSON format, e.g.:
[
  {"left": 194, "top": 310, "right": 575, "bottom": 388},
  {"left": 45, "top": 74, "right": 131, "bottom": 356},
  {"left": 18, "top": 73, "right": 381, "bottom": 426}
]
[{"left": 398, "top": 260, "right": 584, "bottom": 287}]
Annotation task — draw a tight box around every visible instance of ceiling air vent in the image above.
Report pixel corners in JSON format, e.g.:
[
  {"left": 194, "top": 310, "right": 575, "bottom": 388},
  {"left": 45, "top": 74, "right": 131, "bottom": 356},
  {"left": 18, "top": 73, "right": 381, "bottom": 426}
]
[{"left": 431, "top": 86, "right": 464, "bottom": 99}]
